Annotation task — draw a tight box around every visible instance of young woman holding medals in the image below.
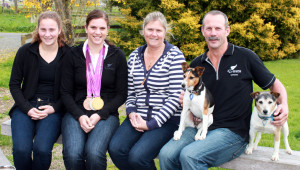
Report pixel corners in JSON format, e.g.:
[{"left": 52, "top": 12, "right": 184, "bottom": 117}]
[{"left": 60, "top": 9, "right": 128, "bottom": 170}]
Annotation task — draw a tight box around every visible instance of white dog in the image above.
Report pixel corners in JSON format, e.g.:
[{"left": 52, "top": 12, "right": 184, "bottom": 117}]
[{"left": 245, "top": 91, "right": 292, "bottom": 161}]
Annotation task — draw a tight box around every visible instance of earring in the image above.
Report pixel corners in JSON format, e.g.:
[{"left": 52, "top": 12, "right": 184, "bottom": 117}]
[{"left": 106, "top": 33, "right": 109, "bottom": 36}]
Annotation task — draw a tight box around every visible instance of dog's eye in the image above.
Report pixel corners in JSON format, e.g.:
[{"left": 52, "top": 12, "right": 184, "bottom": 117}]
[
  {"left": 183, "top": 75, "right": 186, "bottom": 78},
  {"left": 258, "top": 101, "right": 263, "bottom": 104},
  {"left": 268, "top": 101, "right": 272, "bottom": 104},
  {"left": 189, "top": 77, "right": 194, "bottom": 80}
]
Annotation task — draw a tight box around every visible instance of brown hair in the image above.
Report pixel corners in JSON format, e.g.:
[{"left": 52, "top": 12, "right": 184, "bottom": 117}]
[
  {"left": 86, "top": 9, "right": 113, "bottom": 46},
  {"left": 31, "top": 11, "right": 66, "bottom": 47}
]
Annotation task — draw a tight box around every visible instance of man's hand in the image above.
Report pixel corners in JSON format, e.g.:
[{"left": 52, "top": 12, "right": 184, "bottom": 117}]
[
  {"left": 179, "top": 90, "right": 185, "bottom": 107},
  {"left": 272, "top": 104, "right": 288, "bottom": 126}
]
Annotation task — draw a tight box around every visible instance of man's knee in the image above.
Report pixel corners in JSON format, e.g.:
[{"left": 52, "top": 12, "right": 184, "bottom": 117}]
[{"left": 179, "top": 146, "right": 204, "bottom": 164}]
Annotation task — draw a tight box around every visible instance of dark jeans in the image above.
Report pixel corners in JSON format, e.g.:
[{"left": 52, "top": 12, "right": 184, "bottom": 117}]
[
  {"left": 108, "top": 117, "right": 178, "bottom": 170},
  {"left": 62, "top": 113, "right": 119, "bottom": 170},
  {"left": 11, "top": 105, "right": 62, "bottom": 170}
]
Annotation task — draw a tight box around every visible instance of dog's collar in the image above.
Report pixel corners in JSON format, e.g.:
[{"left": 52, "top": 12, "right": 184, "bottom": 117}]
[
  {"left": 188, "top": 83, "right": 204, "bottom": 100},
  {"left": 258, "top": 112, "right": 274, "bottom": 121},
  {"left": 257, "top": 105, "right": 277, "bottom": 126}
]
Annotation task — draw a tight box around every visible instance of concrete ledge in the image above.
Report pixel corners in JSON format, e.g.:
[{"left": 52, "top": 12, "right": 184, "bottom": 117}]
[
  {"left": 220, "top": 146, "right": 300, "bottom": 170},
  {"left": 1, "top": 120, "right": 62, "bottom": 144},
  {"left": 2, "top": 120, "right": 300, "bottom": 170},
  {"left": 0, "top": 148, "right": 13, "bottom": 168}
]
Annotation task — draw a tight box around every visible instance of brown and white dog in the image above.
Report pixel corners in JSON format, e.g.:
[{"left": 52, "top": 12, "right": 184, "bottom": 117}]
[
  {"left": 245, "top": 91, "right": 292, "bottom": 161},
  {"left": 173, "top": 62, "right": 214, "bottom": 141}
]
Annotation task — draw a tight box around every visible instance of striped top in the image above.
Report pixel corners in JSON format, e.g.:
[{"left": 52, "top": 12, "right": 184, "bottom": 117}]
[{"left": 126, "top": 41, "right": 186, "bottom": 130}]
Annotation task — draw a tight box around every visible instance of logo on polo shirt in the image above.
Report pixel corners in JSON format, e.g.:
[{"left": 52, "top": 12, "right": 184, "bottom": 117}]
[{"left": 227, "top": 64, "right": 241, "bottom": 76}]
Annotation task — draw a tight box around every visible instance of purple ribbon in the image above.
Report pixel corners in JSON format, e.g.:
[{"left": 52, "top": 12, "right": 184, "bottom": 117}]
[{"left": 86, "top": 44, "right": 105, "bottom": 98}]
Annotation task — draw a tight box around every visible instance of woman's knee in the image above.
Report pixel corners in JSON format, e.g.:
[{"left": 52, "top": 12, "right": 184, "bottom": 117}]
[
  {"left": 128, "top": 151, "right": 150, "bottom": 169},
  {"left": 13, "top": 145, "right": 32, "bottom": 157}
]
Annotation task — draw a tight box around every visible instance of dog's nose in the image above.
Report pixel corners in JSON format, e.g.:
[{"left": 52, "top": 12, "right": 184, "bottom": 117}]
[
  {"left": 182, "top": 84, "right": 186, "bottom": 88},
  {"left": 263, "top": 110, "right": 268, "bottom": 115}
]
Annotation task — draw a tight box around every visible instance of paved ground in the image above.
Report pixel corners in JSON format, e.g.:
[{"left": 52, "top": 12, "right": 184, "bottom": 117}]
[{"left": 0, "top": 32, "right": 31, "bottom": 51}]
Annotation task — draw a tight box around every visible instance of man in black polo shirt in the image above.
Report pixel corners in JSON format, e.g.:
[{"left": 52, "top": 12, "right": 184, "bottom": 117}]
[{"left": 159, "top": 10, "right": 289, "bottom": 170}]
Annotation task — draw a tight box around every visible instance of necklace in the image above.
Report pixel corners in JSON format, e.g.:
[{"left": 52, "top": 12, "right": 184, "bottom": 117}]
[
  {"left": 145, "top": 44, "right": 165, "bottom": 70},
  {"left": 147, "top": 60, "right": 152, "bottom": 69}
]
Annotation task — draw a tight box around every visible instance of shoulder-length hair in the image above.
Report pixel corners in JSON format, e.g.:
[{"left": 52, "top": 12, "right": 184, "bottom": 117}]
[{"left": 31, "top": 11, "right": 66, "bottom": 47}]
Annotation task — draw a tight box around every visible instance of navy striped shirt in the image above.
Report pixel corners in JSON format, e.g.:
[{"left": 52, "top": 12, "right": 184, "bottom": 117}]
[{"left": 126, "top": 41, "right": 186, "bottom": 130}]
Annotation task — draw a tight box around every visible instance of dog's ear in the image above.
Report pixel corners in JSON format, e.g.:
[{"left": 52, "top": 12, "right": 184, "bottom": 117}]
[
  {"left": 194, "top": 66, "right": 205, "bottom": 76},
  {"left": 250, "top": 92, "right": 260, "bottom": 99},
  {"left": 181, "top": 62, "right": 189, "bottom": 72},
  {"left": 271, "top": 92, "right": 280, "bottom": 99}
]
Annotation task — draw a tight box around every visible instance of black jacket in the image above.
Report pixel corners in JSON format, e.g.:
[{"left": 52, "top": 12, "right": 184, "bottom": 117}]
[
  {"left": 9, "top": 41, "right": 70, "bottom": 116},
  {"left": 60, "top": 43, "right": 128, "bottom": 120}
]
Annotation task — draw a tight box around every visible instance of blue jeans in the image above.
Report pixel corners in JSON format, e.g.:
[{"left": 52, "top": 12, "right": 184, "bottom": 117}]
[
  {"left": 62, "top": 113, "right": 119, "bottom": 170},
  {"left": 159, "top": 127, "right": 248, "bottom": 170},
  {"left": 108, "top": 117, "right": 178, "bottom": 170},
  {"left": 11, "top": 107, "right": 62, "bottom": 170}
]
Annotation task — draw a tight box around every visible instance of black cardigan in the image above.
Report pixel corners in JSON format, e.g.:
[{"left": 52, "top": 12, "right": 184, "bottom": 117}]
[
  {"left": 60, "top": 44, "right": 128, "bottom": 120},
  {"left": 9, "top": 41, "right": 70, "bottom": 116}
]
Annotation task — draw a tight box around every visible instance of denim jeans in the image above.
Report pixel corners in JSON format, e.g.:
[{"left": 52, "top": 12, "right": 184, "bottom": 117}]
[
  {"left": 62, "top": 113, "right": 119, "bottom": 170},
  {"left": 108, "top": 117, "right": 178, "bottom": 170},
  {"left": 159, "top": 127, "right": 248, "bottom": 170},
  {"left": 11, "top": 106, "right": 62, "bottom": 170}
]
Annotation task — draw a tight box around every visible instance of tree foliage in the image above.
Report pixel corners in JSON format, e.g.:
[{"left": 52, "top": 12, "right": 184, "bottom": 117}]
[
  {"left": 111, "top": 0, "right": 299, "bottom": 61},
  {"left": 21, "top": 0, "right": 100, "bottom": 45}
]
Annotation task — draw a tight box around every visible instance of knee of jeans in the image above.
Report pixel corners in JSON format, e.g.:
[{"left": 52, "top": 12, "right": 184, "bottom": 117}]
[
  {"left": 33, "top": 145, "right": 51, "bottom": 158},
  {"left": 159, "top": 144, "right": 177, "bottom": 162},
  {"left": 108, "top": 140, "right": 123, "bottom": 157},
  {"left": 128, "top": 152, "right": 144, "bottom": 168},
  {"left": 63, "top": 146, "right": 84, "bottom": 162},
  {"left": 179, "top": 146, "right": 197, "bottom": 163},
  {"left": 13, "top": 145, "right": 32, "bottom": 157},
  {"left": 158, "top": 149, "right": 170, "bottom": 163},
  {"left": 86, "top": 150, "right": 106, "bottom": 164}
]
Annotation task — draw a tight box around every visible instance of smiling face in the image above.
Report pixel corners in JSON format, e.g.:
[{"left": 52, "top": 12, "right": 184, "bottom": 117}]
[
  {"left": 201, "top": 14, "right": 230, "bottom": 50},
  {"left": 85, "top": 18, "right": 109, "bottom": 47},
  {"left": 38, "top": 18, "right": 61, "bottom": 46},
  {"left": 143, "top": 20, "right": 166, "bottom": 48}
]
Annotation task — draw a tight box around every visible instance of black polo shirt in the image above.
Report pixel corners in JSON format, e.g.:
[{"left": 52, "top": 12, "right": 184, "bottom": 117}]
[{"left": 190, "top": 43, "right": 275, "bottom": 141}]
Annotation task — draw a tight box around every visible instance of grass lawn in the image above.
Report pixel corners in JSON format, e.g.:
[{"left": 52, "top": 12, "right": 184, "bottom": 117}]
[
  {"left": 0, "top": 13, "right": 36, "bottom": 33},
  {"left": 0, "top": 53, "right": 299, "bottom": 169}
]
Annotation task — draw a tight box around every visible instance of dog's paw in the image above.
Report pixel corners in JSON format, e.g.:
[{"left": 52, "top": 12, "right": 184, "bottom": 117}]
[
  {"left": 195, "top": 134, "right": 206, "bottom": 140},
  {"left": 173, "top": 131, "right": 182, "bottom": 141},
  {"left": 286, "top": 149, "right": 292, "bottom": 155},
  {"left": 245, "top": 147, "right": 253, "bottom": 155},
  {"left": 271, "top": 153, "right": 279, "bottom": 161}
]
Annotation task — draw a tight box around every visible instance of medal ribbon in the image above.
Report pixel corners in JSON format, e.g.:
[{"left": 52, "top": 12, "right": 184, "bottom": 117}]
[{"left": 86, "top": 44, "right": 105, "bottom": 98}]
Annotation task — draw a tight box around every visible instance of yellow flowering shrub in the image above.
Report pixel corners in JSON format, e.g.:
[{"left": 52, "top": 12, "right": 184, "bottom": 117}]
[{"left": 112, "top": 0, "right": 299, "bottom": 61}]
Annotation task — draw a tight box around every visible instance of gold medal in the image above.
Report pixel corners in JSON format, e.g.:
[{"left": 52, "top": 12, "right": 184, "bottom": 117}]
[
  {"left": 90, "top": 97, "right": 104, "bottom": 110},
  {"left": 83, "top": 97, "right": 92, "bottom": 110}
]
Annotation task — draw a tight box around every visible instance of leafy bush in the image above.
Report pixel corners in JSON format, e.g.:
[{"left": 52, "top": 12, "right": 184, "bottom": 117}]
[{"left": 111, "top": 0, "right": 300, "bottom": 61}]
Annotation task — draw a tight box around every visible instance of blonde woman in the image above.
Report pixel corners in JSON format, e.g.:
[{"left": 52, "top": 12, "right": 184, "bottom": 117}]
[{"left": 109, "top": 11, "right": 185, "bottom": 169}]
